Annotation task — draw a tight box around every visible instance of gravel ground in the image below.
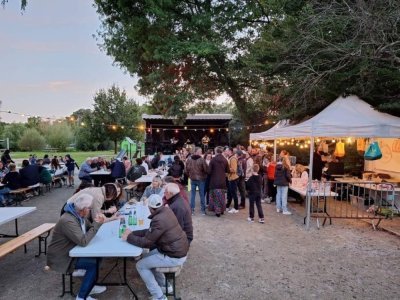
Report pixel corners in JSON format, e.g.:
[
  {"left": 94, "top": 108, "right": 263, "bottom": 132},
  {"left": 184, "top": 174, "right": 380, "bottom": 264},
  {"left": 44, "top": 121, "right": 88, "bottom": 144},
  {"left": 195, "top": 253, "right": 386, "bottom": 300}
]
[{"left": 0, "top": 182, "right": 399, "bottom": 300}]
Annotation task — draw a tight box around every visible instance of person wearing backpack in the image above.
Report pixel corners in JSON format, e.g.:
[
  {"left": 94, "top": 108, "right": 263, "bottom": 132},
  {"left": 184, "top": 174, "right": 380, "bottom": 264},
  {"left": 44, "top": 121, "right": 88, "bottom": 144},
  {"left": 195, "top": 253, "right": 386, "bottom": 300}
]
[
  {"left": 267, "top": 160, "right": 277, "bottom": 203},
  {"left": 127, "top": 158, "right": 147, "bottom": 182},
  {"left": 274, "top": 159, "right": 292, "bottom": 215}
]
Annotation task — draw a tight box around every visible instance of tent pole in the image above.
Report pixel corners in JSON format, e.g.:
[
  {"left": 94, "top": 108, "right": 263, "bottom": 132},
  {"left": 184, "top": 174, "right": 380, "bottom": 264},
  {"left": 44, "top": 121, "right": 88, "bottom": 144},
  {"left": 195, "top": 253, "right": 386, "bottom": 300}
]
[
  {"left": 273, "top": 140, "right": 277, "bottom": 161},
  {"left": 305, "top": 137, "right": 315, "bottom": 230}
]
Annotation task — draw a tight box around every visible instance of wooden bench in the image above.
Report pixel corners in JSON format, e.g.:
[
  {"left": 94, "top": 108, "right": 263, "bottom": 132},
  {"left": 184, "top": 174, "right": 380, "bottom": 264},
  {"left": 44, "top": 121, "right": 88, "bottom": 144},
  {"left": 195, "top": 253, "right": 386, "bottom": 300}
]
[
  {"left": 9, "top": 187, "right": 34, "bottom": 206},
  {"left": 0, "top": 223, "right": 55, "bottom": 258},
  {"left": 155, "top": 265, "right": 183, "bottom": 300}
]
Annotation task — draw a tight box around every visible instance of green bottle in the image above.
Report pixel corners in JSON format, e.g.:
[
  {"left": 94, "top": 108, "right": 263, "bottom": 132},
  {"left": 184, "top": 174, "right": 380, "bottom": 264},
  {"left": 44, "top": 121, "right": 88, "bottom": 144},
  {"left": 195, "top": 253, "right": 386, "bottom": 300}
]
[
  {"left": 128, "top": 211, "right": 135, "bottom": 226},
  {"left": 119, "top": 218, "right": 126, "bottom": 238},
  {"left": 132, "top": 209, "right": 137, "bottom": 226}
]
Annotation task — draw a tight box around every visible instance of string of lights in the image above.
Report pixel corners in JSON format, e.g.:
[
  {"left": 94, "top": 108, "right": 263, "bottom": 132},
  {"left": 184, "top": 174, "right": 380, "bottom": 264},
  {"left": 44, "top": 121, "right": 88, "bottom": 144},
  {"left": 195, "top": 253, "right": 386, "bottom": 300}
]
[{"left": 2, "top": 108, "right": 277, "bottom": 132}]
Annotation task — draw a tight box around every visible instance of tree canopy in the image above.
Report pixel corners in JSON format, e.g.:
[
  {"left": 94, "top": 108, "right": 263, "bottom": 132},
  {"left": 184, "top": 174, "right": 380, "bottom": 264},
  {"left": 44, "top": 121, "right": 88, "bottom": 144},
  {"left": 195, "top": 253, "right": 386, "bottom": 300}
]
[
  {"left": 95, "top": 0, "right": 400, "bottom": 125},
  {"left": 91, "top": 85, "right": 142, "bottom": 153}
]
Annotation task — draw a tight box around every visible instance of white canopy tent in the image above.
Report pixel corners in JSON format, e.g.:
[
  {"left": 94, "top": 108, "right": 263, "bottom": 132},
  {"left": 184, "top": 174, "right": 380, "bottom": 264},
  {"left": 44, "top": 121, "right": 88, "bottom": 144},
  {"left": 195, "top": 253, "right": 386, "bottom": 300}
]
[
  {"left": 250, "top": 95, "right": 400, "bottom": 140},
  {"left": 250, "top": 95, "right": 400, "bottom": 229}
]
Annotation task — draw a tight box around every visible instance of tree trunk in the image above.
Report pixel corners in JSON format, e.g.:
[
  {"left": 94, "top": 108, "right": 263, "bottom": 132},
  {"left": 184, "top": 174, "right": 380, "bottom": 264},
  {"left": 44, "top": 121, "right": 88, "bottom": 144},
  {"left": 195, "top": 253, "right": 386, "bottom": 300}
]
[{"left": 114, "top": 139, "right": 117, "bottom": 154}]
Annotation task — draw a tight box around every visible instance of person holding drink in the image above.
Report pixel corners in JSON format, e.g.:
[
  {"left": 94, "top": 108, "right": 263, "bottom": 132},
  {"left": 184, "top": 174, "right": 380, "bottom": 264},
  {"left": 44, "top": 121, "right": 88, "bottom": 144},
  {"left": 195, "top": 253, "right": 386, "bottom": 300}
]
[{"left": 122, "top": 194, "right": 189, "bottom": 300}]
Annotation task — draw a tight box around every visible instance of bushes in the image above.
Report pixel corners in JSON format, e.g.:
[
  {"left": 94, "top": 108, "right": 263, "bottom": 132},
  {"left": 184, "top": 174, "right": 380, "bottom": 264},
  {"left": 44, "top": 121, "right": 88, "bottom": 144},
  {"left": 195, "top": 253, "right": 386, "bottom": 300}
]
[{"left": 18, "top": 128, "right": 46, "bottom": 151}]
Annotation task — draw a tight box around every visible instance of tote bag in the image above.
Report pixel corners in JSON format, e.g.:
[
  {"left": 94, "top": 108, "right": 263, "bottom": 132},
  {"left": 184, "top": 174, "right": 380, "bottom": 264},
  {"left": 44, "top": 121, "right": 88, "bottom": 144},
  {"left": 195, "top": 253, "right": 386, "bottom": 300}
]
[{"left": 364, "top": 142, "right": 382, "bottom": 160}]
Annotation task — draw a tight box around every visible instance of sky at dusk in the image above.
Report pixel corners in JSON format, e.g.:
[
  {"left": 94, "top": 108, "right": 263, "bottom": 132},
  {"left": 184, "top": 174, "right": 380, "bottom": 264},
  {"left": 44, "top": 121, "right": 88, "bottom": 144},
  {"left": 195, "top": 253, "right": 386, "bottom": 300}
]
[{"left": 0, "top": 0, "right": 147, "bottom": 123}]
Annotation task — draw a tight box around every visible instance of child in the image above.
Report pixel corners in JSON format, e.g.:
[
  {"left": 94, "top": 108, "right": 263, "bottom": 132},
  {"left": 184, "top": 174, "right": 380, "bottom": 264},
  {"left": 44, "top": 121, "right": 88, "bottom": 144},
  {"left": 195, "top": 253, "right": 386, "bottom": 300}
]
[{"left": 246, "top": 164, "right": 265, "bottom": 223}]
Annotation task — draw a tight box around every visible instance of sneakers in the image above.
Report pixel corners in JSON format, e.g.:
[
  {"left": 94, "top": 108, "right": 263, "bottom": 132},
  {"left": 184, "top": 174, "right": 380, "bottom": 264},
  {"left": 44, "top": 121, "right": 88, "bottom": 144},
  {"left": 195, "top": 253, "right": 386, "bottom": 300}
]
[
  {"left": 191, "top": 210, "right": 195, "bottom": 216},
  {"left": 76, "top": 296, "right": 96, "bottom": 300},
  {"left": 266, "top": 197, "right": 272, "bottom": 204},
  {"left": 201, "top": 211, "right": 206, "bottom": 216},
  {"left": 228, "top": 208, "right": 239, "bottom": 214},
  {"left": 151, "top": 296, "right": 168, "bottom": 300},
  {"left": 276, "top": 208, "right": 281, "bottom": 213},
  {"left": 282, "top": 211, "right": 292, "bottom": 215},
  {"left": 161, "top": 284, "right": 173, "bottom": 294},
  {"left": 247, "top": 217, "right": 254, "bottom": 223},
  {"left": 72, "top": 269, "right": 86, "bottom": 277},
  {"left": 90, "top": 285, "right": 107, "bottom": 295},
  {"left": 258, "top": 218, "right": 265, "bottom": 224}
]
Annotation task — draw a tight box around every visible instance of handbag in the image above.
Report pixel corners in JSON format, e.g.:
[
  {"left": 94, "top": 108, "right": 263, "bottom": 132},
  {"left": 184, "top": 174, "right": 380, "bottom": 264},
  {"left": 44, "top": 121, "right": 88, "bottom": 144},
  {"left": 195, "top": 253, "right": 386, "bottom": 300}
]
[
  {"left": 334, "top": 141, "right": 345, "bottom": 157},
  {"left": 364, "top": 142, "right": 382, "bottom": 160}
]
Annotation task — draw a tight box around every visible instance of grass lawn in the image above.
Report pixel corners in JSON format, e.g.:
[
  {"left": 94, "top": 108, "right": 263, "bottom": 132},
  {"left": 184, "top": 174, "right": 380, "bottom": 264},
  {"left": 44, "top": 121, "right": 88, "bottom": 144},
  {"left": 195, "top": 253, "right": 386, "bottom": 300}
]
[{"left": 10, "top": 151, "right": 116, "bottom": 165}]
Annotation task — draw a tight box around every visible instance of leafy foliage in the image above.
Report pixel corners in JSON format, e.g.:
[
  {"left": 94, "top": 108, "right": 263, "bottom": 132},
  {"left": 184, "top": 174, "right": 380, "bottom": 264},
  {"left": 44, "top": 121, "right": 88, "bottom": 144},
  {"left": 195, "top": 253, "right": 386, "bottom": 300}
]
[
  {"left": 46, "top": 123, "right": 73, "bottom": 151},
  {"left": 91, "top": 85, "right": 142, "bottom": 153},
  {"left": 2, "top": 123, "right": 26, "bottom": 150},
  {"left": 18, "top": 128, "right": 46, "bottom": 151}
]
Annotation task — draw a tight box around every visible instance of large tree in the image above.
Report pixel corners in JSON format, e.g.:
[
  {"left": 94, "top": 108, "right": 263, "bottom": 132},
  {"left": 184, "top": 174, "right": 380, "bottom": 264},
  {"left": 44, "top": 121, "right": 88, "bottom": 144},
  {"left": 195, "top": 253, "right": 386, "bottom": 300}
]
[
  {"left": 94, "top": 0, "right": 273, "bottom": 125},
  {"left": 251, "top": 0, "right": 400, "bottom": 120},
  {"left": 91, "top": 85, "right": 142, "bottom": 153}
]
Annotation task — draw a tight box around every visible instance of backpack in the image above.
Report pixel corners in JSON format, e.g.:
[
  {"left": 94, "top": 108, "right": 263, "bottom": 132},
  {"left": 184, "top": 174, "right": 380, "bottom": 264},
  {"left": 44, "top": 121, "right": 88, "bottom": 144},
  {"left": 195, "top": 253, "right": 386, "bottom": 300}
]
[
  {"left": 127, "top": 165, "right": 143, "bottom": 181},
  {"left": 237, "top": 158, "right": 244, "bottom": 177},
  {"left": 267, "top": 162, "right": 276, "bottom": 180},
  {"left": 169, "top": 162, "right": 183, "bottom": 178}
]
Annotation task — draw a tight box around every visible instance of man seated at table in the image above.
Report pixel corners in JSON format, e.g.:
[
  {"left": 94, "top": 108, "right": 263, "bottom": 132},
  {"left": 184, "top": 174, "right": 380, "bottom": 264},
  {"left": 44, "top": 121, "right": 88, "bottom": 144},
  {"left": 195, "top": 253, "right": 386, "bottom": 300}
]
[
  {"left": 164, "top": 182, "right": 193, "bottom": 244},
  {"left": 19, "top": 159, "right": 40, "bottom": 187},
  {"left": 79, "top": 157, "right": 98, "bottom": 183},
  {"left": 108, "top": 157, "right": 126, "bottom": 181},
  {"left": 122, "top": 194, "right": 189, "bottom": 300},
  {"left": 47, "top": 194, "right": 107, "bottom": 300}
]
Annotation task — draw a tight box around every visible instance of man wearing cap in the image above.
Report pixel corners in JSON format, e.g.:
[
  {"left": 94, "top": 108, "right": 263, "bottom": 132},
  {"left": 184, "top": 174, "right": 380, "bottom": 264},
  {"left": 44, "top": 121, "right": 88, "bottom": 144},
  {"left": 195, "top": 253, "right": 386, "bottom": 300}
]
[
  {"left": 122, "top": 194, "right": 189, "bottom": 300},
  {"left": 47, "top": 194, "right": 106, "bottom": 300}
]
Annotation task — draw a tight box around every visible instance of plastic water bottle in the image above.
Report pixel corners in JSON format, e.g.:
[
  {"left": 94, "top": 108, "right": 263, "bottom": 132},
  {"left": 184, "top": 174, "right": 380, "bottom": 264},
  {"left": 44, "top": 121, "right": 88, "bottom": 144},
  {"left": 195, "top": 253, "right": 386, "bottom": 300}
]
[
  {"left": 119, "top": 218, "right": 126, "bottom": 238},
  {"left": 128, "top": 209, "right": 137, "bottom": 226}
]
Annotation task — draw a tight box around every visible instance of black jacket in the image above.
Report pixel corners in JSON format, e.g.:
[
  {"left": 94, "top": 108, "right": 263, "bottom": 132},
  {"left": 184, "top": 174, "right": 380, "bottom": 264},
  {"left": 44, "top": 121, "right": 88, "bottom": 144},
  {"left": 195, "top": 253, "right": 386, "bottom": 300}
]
[
  {"left": 19, "top": 165, "right": 40, "bottom": 187},
  {"left": 168, "top": 193, "right": 193, "bottom": 242},
  {"left": 273, "top": 163, "right": 292, "bottom": 186}
]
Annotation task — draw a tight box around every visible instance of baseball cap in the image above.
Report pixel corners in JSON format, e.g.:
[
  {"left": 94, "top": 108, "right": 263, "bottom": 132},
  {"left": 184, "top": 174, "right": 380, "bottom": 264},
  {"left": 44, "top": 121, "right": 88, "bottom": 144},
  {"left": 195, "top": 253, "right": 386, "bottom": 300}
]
[
  {"left": 148, "top": 194, "right": 163, "bottom": 209},
  {"left": 236, "top": 150, "right": 243, "bottom": 156}
]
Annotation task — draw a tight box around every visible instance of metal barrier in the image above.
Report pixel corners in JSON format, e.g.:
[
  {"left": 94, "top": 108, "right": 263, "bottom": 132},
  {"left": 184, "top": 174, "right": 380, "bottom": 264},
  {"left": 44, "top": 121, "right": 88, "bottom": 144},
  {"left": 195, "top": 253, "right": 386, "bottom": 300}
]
[{"left": 303, "top": 180, "right": 398, "bottom": 229}]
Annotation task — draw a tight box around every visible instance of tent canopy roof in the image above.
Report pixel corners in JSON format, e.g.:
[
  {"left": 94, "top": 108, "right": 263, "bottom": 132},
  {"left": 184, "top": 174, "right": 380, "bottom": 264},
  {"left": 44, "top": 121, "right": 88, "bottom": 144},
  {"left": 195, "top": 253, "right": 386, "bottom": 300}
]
[{"left": 250, "top": 96, "right": 400, "bottom": 140}]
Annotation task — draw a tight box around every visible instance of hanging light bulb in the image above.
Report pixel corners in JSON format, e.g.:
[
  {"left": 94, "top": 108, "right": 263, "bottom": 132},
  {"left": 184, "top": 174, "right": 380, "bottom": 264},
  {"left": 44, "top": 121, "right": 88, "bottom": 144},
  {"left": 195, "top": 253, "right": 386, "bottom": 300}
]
[
  {"left": 156, "top": 129, "right": 160, "bottom": 133},
  {"left": 332, "top": 139, "right": 336, "bottom": 143},
  {"left": 347, "top": 137, "right": 352, "bottom": 143},
  {"left": 184, "top": 126, "right": 187, "bottom": 130},
  {"left": 316, "top": 138, "right": 321, "bottom": 142}
]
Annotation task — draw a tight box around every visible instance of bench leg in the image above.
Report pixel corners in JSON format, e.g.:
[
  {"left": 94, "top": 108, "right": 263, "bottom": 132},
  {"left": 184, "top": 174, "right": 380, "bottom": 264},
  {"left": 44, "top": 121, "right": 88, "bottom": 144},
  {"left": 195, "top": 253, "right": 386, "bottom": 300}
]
[
  {"left": 60, "top": 273, "right": 75, "bottom": 297},
  {"left": 35, "top": 230, "right": 51, "bottom": 257},
  {"left": 165, "top": 272, "right": 181, "bottom": 300}
]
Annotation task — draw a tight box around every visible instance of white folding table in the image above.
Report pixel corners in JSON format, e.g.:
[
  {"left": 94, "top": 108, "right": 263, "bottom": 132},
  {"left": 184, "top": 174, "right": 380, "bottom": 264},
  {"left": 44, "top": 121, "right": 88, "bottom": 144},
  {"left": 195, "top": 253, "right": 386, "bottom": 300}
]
[
  {"left": 70, "top": 204, "right": 151, "bottom": 299},
  {"left": 0, "top": 207, "right": 37, "bottom": 238}
]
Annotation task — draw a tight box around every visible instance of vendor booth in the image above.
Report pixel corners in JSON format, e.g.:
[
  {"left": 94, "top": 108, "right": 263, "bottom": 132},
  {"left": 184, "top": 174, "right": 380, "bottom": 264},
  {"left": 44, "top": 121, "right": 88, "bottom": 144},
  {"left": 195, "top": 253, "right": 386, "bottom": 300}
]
[{"left": 250, "top": 95, "right": 400, "bottom": 229}]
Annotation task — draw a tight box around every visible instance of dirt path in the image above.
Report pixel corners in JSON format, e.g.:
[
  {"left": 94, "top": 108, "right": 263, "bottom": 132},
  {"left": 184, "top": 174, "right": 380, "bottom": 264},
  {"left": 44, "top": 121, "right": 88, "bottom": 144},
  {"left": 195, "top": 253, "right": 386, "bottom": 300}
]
[{"left": 0, "top": 185, "right": 399, "bottom": 300}]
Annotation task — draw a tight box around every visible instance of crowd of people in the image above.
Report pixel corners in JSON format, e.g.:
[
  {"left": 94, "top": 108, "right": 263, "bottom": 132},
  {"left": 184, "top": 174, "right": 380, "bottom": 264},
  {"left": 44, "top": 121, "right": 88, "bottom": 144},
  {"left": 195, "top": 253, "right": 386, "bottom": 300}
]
[
  {"left": 0, "top": 142, "right": 314, "bottom": 300},
  {"left": 0, "top": 151, "right": 82, "bottom": 206}
]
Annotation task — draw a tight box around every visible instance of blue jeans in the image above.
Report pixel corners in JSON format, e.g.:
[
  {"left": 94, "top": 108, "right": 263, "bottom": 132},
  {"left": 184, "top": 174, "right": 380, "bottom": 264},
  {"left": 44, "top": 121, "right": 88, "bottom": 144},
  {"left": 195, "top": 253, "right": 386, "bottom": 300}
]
[
  {"left": 190, "top": 179, "right": 206, "bottom": 213},
  {"left": 136, "top": 249, "right": 187, "bottom": 299},
  {"left": 276, "top": 186, "right": 289, "bottom": 212},
  {"left": 0, "top": 187, "right": 10, "bottom": 204},
  {"left": 75, "top": 257, "right": 98, "bottom": 299}
]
